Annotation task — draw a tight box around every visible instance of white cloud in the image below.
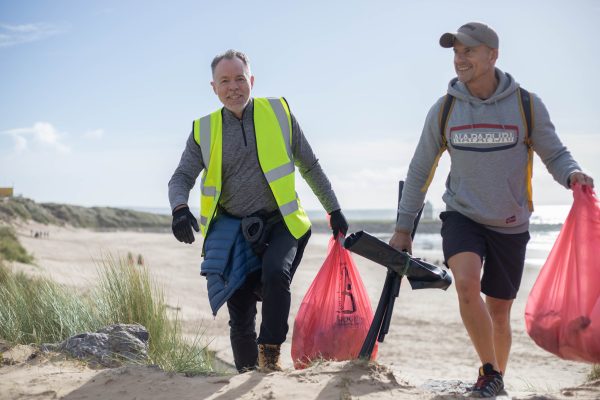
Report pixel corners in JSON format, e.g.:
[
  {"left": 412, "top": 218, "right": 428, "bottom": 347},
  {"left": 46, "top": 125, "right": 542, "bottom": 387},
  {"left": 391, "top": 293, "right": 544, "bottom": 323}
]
[
  {"left": 295, "top": 136, "right": 422, "bottom": 210},
  {"left": 2, "top": 122, "right": 70, "bottom": 153},
  {"left": 0, "top": 22, "right": 64, "bottom": 48},
  {"left": 84, "top": 129, "right": 104, "bottom": 139},
  {"left": 13, "top": 135, "right": 27, "bottom": 153}
]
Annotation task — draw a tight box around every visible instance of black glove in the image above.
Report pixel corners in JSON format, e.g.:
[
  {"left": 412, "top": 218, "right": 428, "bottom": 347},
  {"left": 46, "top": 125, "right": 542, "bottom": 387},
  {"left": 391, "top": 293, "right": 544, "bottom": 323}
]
[
  {"left": 329, "top": 209, "right": 348, "bottom": 238},
  {"left": 172, "top": 206, "right": 200, "bottom": 244}
]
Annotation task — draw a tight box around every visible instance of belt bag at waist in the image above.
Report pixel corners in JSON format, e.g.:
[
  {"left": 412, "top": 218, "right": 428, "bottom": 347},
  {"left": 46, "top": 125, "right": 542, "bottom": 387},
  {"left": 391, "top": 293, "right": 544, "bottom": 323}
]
[{"left": 241, "top": 210, "right": 282, "bottom": 254}]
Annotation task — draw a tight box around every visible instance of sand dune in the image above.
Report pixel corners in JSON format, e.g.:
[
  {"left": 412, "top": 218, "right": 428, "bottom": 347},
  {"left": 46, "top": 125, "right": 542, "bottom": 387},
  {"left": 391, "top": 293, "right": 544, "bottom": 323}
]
[{"left": 1, "top": 221, "right": 597, "bottom": 399}]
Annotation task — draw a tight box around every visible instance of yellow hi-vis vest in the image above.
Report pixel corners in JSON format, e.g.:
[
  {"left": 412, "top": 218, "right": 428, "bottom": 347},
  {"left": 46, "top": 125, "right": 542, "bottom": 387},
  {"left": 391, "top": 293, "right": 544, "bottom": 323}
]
[{"left": 193, "top": 97, "right": 311, "bottom": 239}]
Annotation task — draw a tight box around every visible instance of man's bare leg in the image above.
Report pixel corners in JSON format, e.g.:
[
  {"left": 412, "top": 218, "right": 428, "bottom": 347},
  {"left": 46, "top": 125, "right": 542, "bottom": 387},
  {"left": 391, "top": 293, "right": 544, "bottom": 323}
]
[
  {"left": 448, "top": 251, "right": 499, "bottom": 371},
  {"left": 486, "top": 296, "right": 513, "bottom": 374}
]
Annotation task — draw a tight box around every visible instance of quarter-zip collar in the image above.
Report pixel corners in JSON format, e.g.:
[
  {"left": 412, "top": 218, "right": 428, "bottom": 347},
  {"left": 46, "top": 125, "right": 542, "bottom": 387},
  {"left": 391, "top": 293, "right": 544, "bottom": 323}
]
[
  {"left": 223, "top": 98, "right": 254, "bottom": 121},
  {"left": 223, "top": 99, "right": 254, "bottom": 147}
]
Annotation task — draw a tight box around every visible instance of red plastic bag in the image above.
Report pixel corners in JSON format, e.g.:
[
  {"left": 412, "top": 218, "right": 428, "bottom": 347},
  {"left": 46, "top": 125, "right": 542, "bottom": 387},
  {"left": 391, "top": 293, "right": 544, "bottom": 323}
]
[
  {"left": 291, "top": 237, "right": 376, "bottom": 369},
  {"left": 525, "top": 184, "right": 600, "bottom": 363}
]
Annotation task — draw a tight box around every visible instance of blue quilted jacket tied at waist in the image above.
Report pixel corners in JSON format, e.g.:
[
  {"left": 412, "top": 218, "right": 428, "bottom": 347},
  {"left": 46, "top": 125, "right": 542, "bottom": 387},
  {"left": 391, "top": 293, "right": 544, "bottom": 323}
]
[{"left": 200, "top": 214, "right": 260, "bottom": 315}]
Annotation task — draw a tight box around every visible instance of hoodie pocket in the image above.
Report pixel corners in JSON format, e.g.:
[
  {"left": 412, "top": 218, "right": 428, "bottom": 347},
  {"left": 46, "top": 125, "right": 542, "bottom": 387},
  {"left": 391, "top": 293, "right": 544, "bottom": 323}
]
[{"left": 444, "top": 175, "right": 529, "bottom": 227}]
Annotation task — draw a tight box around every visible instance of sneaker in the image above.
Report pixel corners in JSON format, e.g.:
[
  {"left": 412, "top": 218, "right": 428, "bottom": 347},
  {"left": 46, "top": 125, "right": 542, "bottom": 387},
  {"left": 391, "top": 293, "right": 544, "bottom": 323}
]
[{"left": 472, "top": 363, "right": 504, "bottom": 398}]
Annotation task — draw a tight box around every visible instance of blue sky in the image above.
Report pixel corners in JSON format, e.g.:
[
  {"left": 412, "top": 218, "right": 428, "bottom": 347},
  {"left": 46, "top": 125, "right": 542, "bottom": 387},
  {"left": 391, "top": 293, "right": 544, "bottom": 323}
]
[{"left": 1, "top": 0, "right": 599, "bottom": 213}]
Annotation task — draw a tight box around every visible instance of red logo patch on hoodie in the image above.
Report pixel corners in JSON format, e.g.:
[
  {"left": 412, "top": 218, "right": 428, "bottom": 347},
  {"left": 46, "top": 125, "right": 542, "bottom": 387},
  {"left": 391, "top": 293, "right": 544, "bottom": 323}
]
[{"left": 505, "top": 215, "right": 516, "bottom": 224}]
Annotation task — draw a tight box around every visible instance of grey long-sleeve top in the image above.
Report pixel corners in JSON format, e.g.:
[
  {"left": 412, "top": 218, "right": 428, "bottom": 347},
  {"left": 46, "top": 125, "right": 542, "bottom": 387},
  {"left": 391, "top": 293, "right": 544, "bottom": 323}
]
[{"left": 168, "top": 98, "right": 340, "bottom": 218}]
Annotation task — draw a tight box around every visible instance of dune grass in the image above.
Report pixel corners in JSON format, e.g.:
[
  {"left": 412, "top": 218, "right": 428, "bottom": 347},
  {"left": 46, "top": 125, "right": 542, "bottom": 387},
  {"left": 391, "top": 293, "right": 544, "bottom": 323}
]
[
  {"left": 0, "top": 261, "right": 96, "bottom": 344},
  {"left": 0, "top": 226, "right": 34, "bottom": 264},
  {"left": 589, "top": 364, "right": 600, "bottom": 381},
  {"left": 0, "top": 197, "right": 170, "bottom": 229},
  {"left": 93, "top": 256, "right": 214, "bottom": 375},
  {"left": 0, "top": 257, "right": 214, "bottom": 375}
]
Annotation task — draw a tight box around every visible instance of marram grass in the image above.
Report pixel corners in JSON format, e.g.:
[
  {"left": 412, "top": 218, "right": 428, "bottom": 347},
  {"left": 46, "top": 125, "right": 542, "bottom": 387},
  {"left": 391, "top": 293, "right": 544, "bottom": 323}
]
[
  {"left": 0, "top": 262, "right": 97, "bottom": 344},
  {"left": 93, "top": 255, "right": 215, "bottom": 375},
  {"left": 0, "top": 226, "right": 34, "bottom": 264},
  {"left": 589, "top": 364, "right": 600, "bottom": 381},
  {"left": 0, "top": 257, "right": 214, "bottom": 375}
]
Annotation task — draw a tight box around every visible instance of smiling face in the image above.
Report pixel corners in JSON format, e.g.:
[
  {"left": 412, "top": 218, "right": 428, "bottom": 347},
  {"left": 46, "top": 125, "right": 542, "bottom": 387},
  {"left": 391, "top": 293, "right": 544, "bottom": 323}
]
[
  {"left": 211, "top": 56, "right": 254, "bottom": 118},
  {"left": 453, "top": 40, "right": 498, "bottom": 90}
]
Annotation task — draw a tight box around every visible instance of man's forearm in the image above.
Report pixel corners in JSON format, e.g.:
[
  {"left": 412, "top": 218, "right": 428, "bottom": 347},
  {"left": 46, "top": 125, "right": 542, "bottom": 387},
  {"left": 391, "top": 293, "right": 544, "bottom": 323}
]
[
  {"left": 168, "top": 130, "right": 205, "bottom": 211},
  {"left": 300, "top": 161, "right": 340, "bottom": 213}
]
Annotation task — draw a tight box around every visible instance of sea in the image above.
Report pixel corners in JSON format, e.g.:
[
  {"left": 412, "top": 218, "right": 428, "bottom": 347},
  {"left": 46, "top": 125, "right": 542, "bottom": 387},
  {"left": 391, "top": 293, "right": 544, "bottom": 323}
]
[
  {"left": 133, "top": 204, "right": 572, "bottom": 224},
  {"left": 132, "top": 204, "right": 572, "bottom": 269}
]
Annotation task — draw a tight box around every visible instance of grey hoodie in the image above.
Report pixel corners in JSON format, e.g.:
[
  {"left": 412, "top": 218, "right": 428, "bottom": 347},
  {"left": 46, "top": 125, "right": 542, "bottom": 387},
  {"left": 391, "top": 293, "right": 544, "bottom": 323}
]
[{"left": 397, "top": 69, "right": 580, "bottom": 234}]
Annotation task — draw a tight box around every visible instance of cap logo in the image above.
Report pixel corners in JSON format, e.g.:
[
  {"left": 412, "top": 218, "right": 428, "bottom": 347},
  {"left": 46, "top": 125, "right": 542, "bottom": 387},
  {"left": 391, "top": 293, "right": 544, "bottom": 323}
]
[{"left": 461, "top": 24, "right": 476, "bottom": 31}]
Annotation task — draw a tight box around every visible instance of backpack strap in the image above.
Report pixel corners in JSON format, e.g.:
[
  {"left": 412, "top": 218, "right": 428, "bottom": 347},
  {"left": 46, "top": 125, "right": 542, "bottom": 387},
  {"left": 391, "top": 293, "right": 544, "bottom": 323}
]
[
  {"left": 421, "top": 95, "right": 456, "bottom": 193},
  {"left": 518, "top": 88, "right": 534, "bottom": 146},
  {"left": 517, "top": 87, "right": 535, "bottom": 212},
  {"left": 439, "top": 94, "right": 456, "bottom": 150}
]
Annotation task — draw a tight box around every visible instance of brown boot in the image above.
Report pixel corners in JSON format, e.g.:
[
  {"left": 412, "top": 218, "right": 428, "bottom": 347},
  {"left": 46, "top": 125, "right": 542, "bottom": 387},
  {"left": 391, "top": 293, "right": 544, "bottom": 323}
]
[{"left": 258, "top": 344, "right": 283, "bottom": 372}]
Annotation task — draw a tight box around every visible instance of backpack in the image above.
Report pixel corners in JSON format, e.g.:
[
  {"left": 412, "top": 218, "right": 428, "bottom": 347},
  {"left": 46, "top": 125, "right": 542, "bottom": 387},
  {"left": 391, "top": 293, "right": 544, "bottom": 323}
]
[{"left": 438, "top": 88, "right": 535, "bottom": 211}]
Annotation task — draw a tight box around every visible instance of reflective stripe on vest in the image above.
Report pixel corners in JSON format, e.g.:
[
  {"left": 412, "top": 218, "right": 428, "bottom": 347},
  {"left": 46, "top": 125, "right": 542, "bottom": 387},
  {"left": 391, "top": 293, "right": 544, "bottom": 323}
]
[
  {"left": 194, "top": 110, "right": 223, "bottom": 237},
  {"left": 193, "top": 97, "right": 311, "bottom": 239}
]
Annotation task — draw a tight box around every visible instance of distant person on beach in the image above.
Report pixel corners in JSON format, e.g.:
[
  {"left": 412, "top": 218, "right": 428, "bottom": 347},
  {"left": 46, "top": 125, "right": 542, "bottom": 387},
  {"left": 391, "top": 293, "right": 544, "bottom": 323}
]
[
  {"left": 168, "top": 50, "right": 347, "bottom": 373},
  {"left": 389, "top": 22, "right": 594, "bottom": 397}
]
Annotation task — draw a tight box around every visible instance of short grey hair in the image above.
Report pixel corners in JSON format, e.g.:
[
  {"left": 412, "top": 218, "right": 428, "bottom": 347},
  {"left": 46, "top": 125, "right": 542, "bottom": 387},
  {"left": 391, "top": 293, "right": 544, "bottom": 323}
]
[{"left": 211, "top": 50, "right": 251, "bottom": 75}]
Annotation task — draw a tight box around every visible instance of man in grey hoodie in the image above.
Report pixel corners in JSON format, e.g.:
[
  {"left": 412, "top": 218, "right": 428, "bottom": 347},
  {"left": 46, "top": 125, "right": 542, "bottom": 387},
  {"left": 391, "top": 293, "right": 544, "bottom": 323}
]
[
  {"left": 168, "top": 50, "right": 348, "bottom": 373},
  {"left": 389, "top": 23, "right": 594, "bottom": 397}
]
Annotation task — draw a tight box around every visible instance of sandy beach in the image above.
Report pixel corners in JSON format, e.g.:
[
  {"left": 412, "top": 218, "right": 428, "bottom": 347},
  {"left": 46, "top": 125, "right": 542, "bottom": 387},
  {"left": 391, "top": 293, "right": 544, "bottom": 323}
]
[{"left": 1, "top": 221, "right": 598, "bottom": 400}]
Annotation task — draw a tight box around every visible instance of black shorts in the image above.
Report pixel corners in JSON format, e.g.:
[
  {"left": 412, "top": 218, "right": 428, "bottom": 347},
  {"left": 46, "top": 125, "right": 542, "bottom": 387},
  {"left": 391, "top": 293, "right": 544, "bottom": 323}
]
[{"left": 440, "top": 211, "right": 530, "bottom": 300}]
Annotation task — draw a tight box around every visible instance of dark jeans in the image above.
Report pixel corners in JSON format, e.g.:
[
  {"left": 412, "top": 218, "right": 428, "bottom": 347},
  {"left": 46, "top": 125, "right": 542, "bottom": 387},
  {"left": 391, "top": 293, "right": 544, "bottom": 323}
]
[{"left": 226, "top": 221, "right": 310, "bottom": 372}]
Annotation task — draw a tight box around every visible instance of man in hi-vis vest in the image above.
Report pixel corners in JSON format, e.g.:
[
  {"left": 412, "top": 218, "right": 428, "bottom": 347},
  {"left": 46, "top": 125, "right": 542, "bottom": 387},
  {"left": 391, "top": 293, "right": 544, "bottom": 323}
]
[{"left": 168, "top": 50, "right": 348, "bottom": 373}]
